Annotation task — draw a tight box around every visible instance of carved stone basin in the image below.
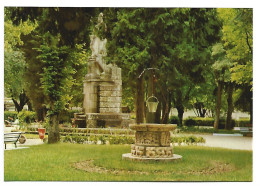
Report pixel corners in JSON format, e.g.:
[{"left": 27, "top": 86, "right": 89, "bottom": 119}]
[
  {"left": 130, "top": 123, "right": 177, "bottom": 132},
  {"left": 122, "top": 124, "right": 182, "bottom": 162}
]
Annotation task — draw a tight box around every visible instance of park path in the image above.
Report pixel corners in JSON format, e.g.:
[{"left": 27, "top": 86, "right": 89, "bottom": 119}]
[
  {"left": 174, "top": 133, "right": 253, "bottom": 151},
  {"left": 200, "top": 134, "right": 252, "bottom": 150},
  {"left": 14, "top": 135, "right": 253, "bottom": 151}
]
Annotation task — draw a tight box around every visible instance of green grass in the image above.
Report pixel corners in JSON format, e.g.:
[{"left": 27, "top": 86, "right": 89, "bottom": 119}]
[
  {"left": 4, "top": 143, "right": 252, "bottom": 181},
  {"left": 24, "top": 133, "right": 48, "bottom": 139}
]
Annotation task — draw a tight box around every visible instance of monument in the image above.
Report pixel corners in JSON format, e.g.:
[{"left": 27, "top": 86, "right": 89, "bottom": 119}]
[{"left": 73, "top": 13, "right": 133, "bottom": 128}]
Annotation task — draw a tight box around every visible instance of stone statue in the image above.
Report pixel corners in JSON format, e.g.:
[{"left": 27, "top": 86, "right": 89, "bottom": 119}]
[{"left": 87, "top": 12, "right": 108, "bottom": 78}]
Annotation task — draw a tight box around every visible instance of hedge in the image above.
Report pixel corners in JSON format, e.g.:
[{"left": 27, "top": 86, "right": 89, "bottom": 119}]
[
  {"left": 184, "top": 117, "right": 214, "bottom": 127},
  {"left": 62, "top": 134, "right": 205, "bottom": 145},
  {"left": 62, "top": 134, "right": 135, "bottom": 144},
  {"left": 171, "top": 136, "right": 206, "bottom": 145},
  {"left": 169, "top": 116, "right": 249, "bottom": 128},
  {"left": 235, "top": 118, "right": 251, "bottom": 127},
  {"left": 59, "top": 127, "right": 135, "bottom": 136},
  {"left": 169, "top": 116, "right": 180, "bottom": 125}
]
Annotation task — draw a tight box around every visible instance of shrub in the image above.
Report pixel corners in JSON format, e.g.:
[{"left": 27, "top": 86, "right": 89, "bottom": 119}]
[
  {"left": 179, "top": 126, "right": 216, "bottom": 133},
  {"left": 235, "top": 118, "right": 250, "bottom": 127},
  {"left": 170, "top": 135, "right": 206, "bottom": 145},
  {"left": 62, "top": 134, "right": 135, "bottom": 145},
  {"left": 4, "top": 111, "right": 18, "bottom": 120},
  {"left": 218, "top": 118, "right": 236, "bottom": 129},
  {"left": 17, "top": 110, "right": 36, "bottom": 124},
  {"left": 182, "top": 117, "right": 237, "bottom": 129},
  {"left": 108, "top": 135, "right": 135, "bottom": 144},
  {"left": 193, "top": 117, "right": 214, "bottom": 126},
  {"left": 169, "top": 116, "right": 179, "bottom": 125},
  {"left": 184, "top": 117, "right": 197, "bottom": 127}
]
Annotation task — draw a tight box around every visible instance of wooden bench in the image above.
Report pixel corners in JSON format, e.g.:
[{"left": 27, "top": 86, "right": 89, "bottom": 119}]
[{"left": 4, "top": 132, "right": 23, "bottom": 149}]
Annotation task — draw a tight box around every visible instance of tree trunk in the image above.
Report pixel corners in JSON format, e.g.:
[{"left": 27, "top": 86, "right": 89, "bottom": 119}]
[
  {"left": 214, "top": 81, "right": 223, "bottom": 130},
  {"left": 48, "top": 113, "right": 60, "bottom": 144},
  {"left": 161, "top": 96, "right": 167, "bottom": 124},
  {"left": 250, "top": 98, "right": 253, "bottom": 125},
  {"left": 12, "top": 98, "right": 23, "bottom": 112},
  {"left": 226, "top": 83, "right": 234, "bottom": 130},
  {"left": 161, "top": 91, "right": 171, "bottom": 124},
  {"left": 155, "top": 98, "right": 161, "bottom": 123},
  {"left": 176, "top": 105, "right": 184, "bottom": 127},
  {"left": 11, "top": 91, "right": 29, "bottom": 112},
  {"left": 136, "top": 69, "right": 145, "bottom": 124},
  {"left": 166, "top": 94, "right": 172, "bottom": 123},
  {"left": 27, "top": 100, "right": 33, "bottom": 111},
  {"left": 146, "top": 74, "right": 156, "bottom": 123},
  {"left": 36, "top": 107, "right": 47, "bottom": 121}
]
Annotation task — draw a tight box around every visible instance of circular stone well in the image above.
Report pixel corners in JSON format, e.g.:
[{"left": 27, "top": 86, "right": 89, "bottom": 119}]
[{"left": 122, "top": 124, "right": 182, "bottom": 162}]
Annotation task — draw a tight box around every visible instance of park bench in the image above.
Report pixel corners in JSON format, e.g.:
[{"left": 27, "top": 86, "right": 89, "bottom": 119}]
[
  {"left": 4, "top": 132, "right": 23, "bottom": 149},
  {"left": 240, "top": 126, "right": 253, "bottom": 137}
]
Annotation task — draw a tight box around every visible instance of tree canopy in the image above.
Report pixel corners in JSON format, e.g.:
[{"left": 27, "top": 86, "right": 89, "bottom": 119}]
[{"left": 4, "top": 7, "right": 253, "bottom": 141}]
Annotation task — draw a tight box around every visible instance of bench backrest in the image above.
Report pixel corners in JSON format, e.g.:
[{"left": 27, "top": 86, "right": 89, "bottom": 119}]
[{"left": 4, "top": 132, "right": 22, "bottom": 141}]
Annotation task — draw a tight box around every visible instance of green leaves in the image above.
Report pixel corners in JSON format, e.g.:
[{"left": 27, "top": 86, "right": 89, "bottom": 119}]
[
  {"left": 217, "top": 8, "right": 252, "bottom": 87},
  {"left": 4, "top": 11, "right": 37, "bottom": 101},
  {"left": 35, "top": 33, "right": 74, "bottom": 113}
]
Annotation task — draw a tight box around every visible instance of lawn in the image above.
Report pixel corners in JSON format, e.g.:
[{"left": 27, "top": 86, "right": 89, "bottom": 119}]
[{"left": 4, "top": 143, "right": 252, "bottom": 181}]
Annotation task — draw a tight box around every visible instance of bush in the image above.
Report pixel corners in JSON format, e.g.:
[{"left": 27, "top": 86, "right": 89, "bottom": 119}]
[
  {"left": 184, "top": 117, "right": 197, "bottom": 127},
  {"left": 4, "top": 111, "right": 18, "bottom": 120},
  {"left": 218, "top": 118, "right": 236, "bottom": 129},
  {"left": 193, "top": 117, "right": 214, "bottom": 126},
  {"left": 18, "top": 110, "right": 36, "bottom": 124},
  {"left": 183, "top": 117, "right": 214, "bottom": 127},
  {"left": 170, "top": 135, "right": 206, "bottom": 145},
  {"left": 169, "top": 116, "right": 179, "bottom": 125},
  {"left": 180, "top": 126, "right": 216, "bottom": 133},
  {"left": 235, "top": 118, "right": 250, "bottom": 127},
  {"left": 108, "top": 135, "right": 135, "bottom": 144},
  {"left": 62, "top": 134, "right": 135, "bottom": 145},
  {"left": 182, "top": 117, "right": 237, "bottom": 129}
]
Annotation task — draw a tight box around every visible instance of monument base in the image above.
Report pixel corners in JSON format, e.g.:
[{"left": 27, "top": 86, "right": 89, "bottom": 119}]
[
  {"left": 73, "top": 112, "right": 134, "bottom": 128},
  {"left": 122, "top": 153, "right": 182, "bottom": 162}
]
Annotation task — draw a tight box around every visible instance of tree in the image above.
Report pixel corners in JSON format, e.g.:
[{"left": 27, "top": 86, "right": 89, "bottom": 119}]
[
  {"left": 217, "top": 8, "right": 253, "bottom": 124},
  {"left": 4, "top": 11, "right": 36, "bottom": 112},
  {"left": 35, "top": 33, "right": 75, "bottom": 143},
  {"left": 102, "top": 8, "right": 221, "bottom": 124},
  {"left": 8, "top": 7, "right": 97, "bottom": 121},
  {"left": 212, "top": 43, "right": 232, "bottom": 130},
  {"left": 189, "top": 70, "right": 216, "bottom": 118},
  {"left": 21, "top": 33, "right": 48, "bottom": 120}
]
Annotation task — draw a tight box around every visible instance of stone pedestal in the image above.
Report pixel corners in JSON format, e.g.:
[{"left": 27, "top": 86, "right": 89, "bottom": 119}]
[{"left": 122, "top": 124, "right": 182, "bottom": 162}]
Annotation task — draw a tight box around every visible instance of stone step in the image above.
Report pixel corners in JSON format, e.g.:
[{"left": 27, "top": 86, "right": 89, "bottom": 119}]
[
  {"left": 87, "top": 113, "right": 131, "bottom": 120},
  {"left": 74, "top": 113, "right": 86, "bottom": 118}
]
